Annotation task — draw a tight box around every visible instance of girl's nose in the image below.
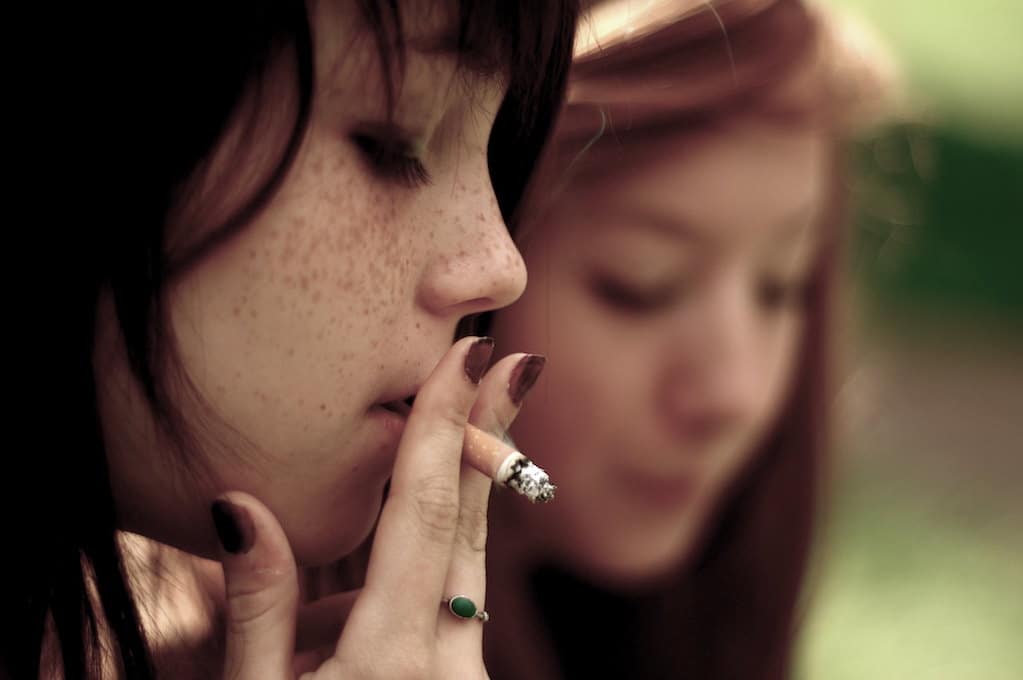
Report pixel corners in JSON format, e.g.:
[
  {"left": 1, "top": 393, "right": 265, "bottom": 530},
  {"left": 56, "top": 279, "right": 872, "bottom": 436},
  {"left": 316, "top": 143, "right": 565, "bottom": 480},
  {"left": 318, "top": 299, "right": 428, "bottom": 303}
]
[{"left": 416, "top": 186, "right": 527, "bottom": 318}]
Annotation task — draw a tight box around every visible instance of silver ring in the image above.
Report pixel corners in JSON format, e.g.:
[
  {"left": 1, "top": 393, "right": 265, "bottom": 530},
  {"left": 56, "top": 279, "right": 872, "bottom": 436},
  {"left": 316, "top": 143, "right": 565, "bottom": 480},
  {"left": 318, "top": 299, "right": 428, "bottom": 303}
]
[{"left": 443, "top": 595, "right": 489, "bottom": 622}]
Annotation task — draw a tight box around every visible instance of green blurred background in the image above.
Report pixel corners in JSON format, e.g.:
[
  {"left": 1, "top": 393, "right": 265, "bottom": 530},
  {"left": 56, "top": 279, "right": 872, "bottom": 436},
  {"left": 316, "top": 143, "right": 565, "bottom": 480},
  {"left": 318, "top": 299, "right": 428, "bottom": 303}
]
[{"left": 795, "top": 1, "right": 1022, "bottom": 678}]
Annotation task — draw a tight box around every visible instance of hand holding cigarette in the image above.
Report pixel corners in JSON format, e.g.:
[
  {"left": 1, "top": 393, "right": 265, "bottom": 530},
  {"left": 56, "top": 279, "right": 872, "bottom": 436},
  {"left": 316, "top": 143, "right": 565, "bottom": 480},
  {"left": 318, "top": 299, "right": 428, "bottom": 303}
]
[
  {"left": 383, "top": 348, "right": 556, "bottom": 503},
  {"left": 463, "top": 423, "right": 556, "bottom": 503},
  {"left": 214, "top": 340, "right": 551, "bottom": 679}
]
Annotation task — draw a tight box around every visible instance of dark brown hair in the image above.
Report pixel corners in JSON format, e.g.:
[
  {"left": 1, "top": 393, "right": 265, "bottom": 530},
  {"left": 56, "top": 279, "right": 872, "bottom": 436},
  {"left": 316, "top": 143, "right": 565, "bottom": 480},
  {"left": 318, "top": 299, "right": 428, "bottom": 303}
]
[{"left": 485, "top": 0, "right": 860, "bottom": 677}]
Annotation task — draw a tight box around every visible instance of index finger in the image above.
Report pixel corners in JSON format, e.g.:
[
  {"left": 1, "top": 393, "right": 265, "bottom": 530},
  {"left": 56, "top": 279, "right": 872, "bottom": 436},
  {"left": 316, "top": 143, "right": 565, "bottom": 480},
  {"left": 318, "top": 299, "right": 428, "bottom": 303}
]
[{"left": 345, "top": 336, "right": 493, "bottom": 638}]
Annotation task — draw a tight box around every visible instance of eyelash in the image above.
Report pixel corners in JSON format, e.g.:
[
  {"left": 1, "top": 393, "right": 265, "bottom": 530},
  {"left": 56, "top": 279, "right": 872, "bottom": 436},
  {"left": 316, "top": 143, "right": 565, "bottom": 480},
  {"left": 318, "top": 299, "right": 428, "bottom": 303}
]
[
  {"left": 592, "top": 277, "right": 678, "bottom": 314},
  {"left": 756, "top": 279, "right": 811, "bottom": 312},
  {"left": 352, "top": 133, "right": 432, "bottom": 189},
  {"left": 593, "top": 276, "right": 811, "bottom": 316}
]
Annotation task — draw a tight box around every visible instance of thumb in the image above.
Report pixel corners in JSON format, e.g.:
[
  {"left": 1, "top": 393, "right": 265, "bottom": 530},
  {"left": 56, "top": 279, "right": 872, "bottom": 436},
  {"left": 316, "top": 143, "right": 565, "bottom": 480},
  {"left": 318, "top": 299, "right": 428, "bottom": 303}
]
[{"left": 212, "top": 492, "right": 299, "bottom": 679}]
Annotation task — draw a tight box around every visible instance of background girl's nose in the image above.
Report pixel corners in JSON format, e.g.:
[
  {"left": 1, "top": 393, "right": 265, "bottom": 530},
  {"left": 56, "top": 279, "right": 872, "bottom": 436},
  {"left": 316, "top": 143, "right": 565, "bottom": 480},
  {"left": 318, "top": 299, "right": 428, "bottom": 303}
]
[{"left": 664, "top": 280, "right": 765, "bottom": 424}]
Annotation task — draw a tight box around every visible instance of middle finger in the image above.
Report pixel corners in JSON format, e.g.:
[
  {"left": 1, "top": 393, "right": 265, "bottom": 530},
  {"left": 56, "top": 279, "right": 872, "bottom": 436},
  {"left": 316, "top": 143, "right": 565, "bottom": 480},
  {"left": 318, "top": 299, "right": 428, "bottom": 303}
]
[{"left": 437, "top": 352, "right": 547, "bottom": 642}]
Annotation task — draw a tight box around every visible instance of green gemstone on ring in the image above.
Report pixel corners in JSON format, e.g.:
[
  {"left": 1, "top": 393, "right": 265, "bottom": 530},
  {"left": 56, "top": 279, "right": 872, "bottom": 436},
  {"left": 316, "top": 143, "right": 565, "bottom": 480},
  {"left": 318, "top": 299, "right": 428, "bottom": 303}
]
[{"left": 449, "top": 596, "right": 477, "bottom": 619}]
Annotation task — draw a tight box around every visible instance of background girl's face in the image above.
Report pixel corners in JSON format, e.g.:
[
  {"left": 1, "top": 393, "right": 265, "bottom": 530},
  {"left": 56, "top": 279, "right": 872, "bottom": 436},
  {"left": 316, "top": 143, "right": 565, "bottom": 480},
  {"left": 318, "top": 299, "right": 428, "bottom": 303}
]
[
  {"left": 98, "top": 2, "right": 525, "bottom": 565},
  {"left": 491, "top": 118, "right": 828, "bottom": 584}
]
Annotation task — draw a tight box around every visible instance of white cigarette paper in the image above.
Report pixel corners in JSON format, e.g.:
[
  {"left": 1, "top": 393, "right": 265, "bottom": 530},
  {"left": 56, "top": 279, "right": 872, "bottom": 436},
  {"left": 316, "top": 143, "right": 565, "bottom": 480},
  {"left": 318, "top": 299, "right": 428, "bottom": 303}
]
[{"left": 463, "top": 423, "right": 556, "bottom": 503}]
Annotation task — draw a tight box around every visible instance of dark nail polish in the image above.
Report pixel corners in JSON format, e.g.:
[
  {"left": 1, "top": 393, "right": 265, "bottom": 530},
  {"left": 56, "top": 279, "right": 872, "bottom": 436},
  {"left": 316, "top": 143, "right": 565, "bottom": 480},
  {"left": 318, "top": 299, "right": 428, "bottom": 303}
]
[
  {"left": 508, "top": 354, "right": 546, "bottom": 405},
  {"left": 211, "top": 500, "right": 255, "bottom": 554},
  {"left": 464, "top": 337, "right": 495, "bottom": 384}
]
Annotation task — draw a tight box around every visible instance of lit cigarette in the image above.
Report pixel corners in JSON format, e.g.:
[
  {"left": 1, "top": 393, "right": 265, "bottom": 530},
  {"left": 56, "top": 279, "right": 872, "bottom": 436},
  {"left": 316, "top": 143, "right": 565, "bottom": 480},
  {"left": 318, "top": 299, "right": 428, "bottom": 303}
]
[{"left": 463, "top": 423, "right": 556, "bottom": 503}]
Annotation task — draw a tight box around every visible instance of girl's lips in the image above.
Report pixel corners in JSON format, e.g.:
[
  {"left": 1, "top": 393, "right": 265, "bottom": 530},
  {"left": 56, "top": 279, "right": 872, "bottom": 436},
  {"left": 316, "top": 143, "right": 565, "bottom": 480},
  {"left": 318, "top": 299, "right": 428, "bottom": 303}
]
[
  {"left": 373, "top": 394, "right": 415, "bottom": 438},
  {"left": 379, "top": 397, "right": 413, "bottom": 418},
  {"left": 371, "top": 403, "right": 408, "bottom": 438}
]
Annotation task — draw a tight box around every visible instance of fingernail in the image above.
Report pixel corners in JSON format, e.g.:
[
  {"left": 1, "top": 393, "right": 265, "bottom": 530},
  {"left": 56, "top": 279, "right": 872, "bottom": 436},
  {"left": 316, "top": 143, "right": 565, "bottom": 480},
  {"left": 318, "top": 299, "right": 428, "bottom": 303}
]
[
  {"left": 464, "top": 337, "right": 495, "bottom": 385},
  {"left": 211, "top": 499, "right": 255, "bottom": 555},
  {"left": 508, "top": 354, "right": 546, "bottom": 405}
]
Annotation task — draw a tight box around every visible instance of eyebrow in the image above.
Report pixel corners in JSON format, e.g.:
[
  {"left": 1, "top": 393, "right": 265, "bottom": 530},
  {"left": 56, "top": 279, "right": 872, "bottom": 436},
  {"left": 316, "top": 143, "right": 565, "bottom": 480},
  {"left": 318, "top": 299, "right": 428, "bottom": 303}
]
[
  {"left": 406, "top": 30, "right": 508, "bottom": 81},
  {"left": 593, "top": 204, "right": 709, "bottom": 244},
  {"left": 595, "top": 201, "right": 819, "bottom": 246}
]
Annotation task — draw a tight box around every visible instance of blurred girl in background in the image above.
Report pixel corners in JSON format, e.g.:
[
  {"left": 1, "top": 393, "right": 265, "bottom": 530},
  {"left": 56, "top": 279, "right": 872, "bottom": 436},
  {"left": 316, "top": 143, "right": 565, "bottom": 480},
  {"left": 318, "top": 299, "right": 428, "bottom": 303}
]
[{"left": 484, "top": 0, "right": 893, "bottom": 677}]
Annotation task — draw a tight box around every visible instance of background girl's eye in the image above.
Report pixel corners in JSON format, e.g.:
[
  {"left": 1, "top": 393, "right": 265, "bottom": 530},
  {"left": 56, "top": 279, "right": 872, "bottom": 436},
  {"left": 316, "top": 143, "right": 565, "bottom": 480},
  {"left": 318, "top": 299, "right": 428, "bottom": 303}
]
[
  {"left": 591, "top": 276, "right": 678, "bottom": 314},
  {"left": 756, "top": 278, "right": 811, "bottom": 313},
  {"left": 352, "top": 133, "right": 431, "bottom": 188}
]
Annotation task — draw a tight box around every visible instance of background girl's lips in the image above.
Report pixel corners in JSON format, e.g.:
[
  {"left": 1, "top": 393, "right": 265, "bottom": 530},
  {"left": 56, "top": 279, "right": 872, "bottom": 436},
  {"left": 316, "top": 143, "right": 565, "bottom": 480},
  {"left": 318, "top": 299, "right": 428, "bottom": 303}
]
[
  {"left": 670, "top": 411, "right": 737, "bottom": 446},
  {"left": 617, "top": 468, "right": 696, "bottom": 510}
]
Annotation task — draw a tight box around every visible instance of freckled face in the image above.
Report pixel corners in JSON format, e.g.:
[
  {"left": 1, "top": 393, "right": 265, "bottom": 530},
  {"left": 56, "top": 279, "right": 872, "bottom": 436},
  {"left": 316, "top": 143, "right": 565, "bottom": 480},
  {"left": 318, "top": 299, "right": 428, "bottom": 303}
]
[
  {"left": 100, "top": 2, "right": 525, "bottom": 565},
  {"left": 492, "top": 120, "right": 827, "bottom": 584}
]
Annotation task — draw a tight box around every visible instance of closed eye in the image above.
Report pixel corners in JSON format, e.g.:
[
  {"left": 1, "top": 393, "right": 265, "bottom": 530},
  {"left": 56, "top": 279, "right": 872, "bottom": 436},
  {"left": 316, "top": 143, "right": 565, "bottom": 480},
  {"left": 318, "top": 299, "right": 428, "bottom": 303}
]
[
  {"left": 591, "top": 276, "right": 680, "bottom": 314},
  {"left": 352, "top": 133, "right": 431, "bottom": 189},
  {"left": 756, "top": 278, "right": 810, "bottom": 312}
]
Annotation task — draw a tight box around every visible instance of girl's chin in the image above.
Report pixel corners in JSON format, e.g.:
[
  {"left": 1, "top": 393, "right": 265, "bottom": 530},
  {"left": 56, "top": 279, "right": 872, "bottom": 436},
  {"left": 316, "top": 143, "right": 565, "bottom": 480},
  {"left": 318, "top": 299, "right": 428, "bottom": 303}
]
[
  {"left": 290, "top": 493, "right": 385, "bottom": 568},
  {"left": 291, "top": 528, "right": 371, "bottom": 568}
]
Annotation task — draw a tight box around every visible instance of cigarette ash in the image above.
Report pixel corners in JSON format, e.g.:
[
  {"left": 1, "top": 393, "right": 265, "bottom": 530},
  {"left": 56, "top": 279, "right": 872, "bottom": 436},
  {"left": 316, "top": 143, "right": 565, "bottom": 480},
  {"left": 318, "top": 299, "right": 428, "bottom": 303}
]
[{"left": 506, "top": 456, "right": 556, "bottom": 503}]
